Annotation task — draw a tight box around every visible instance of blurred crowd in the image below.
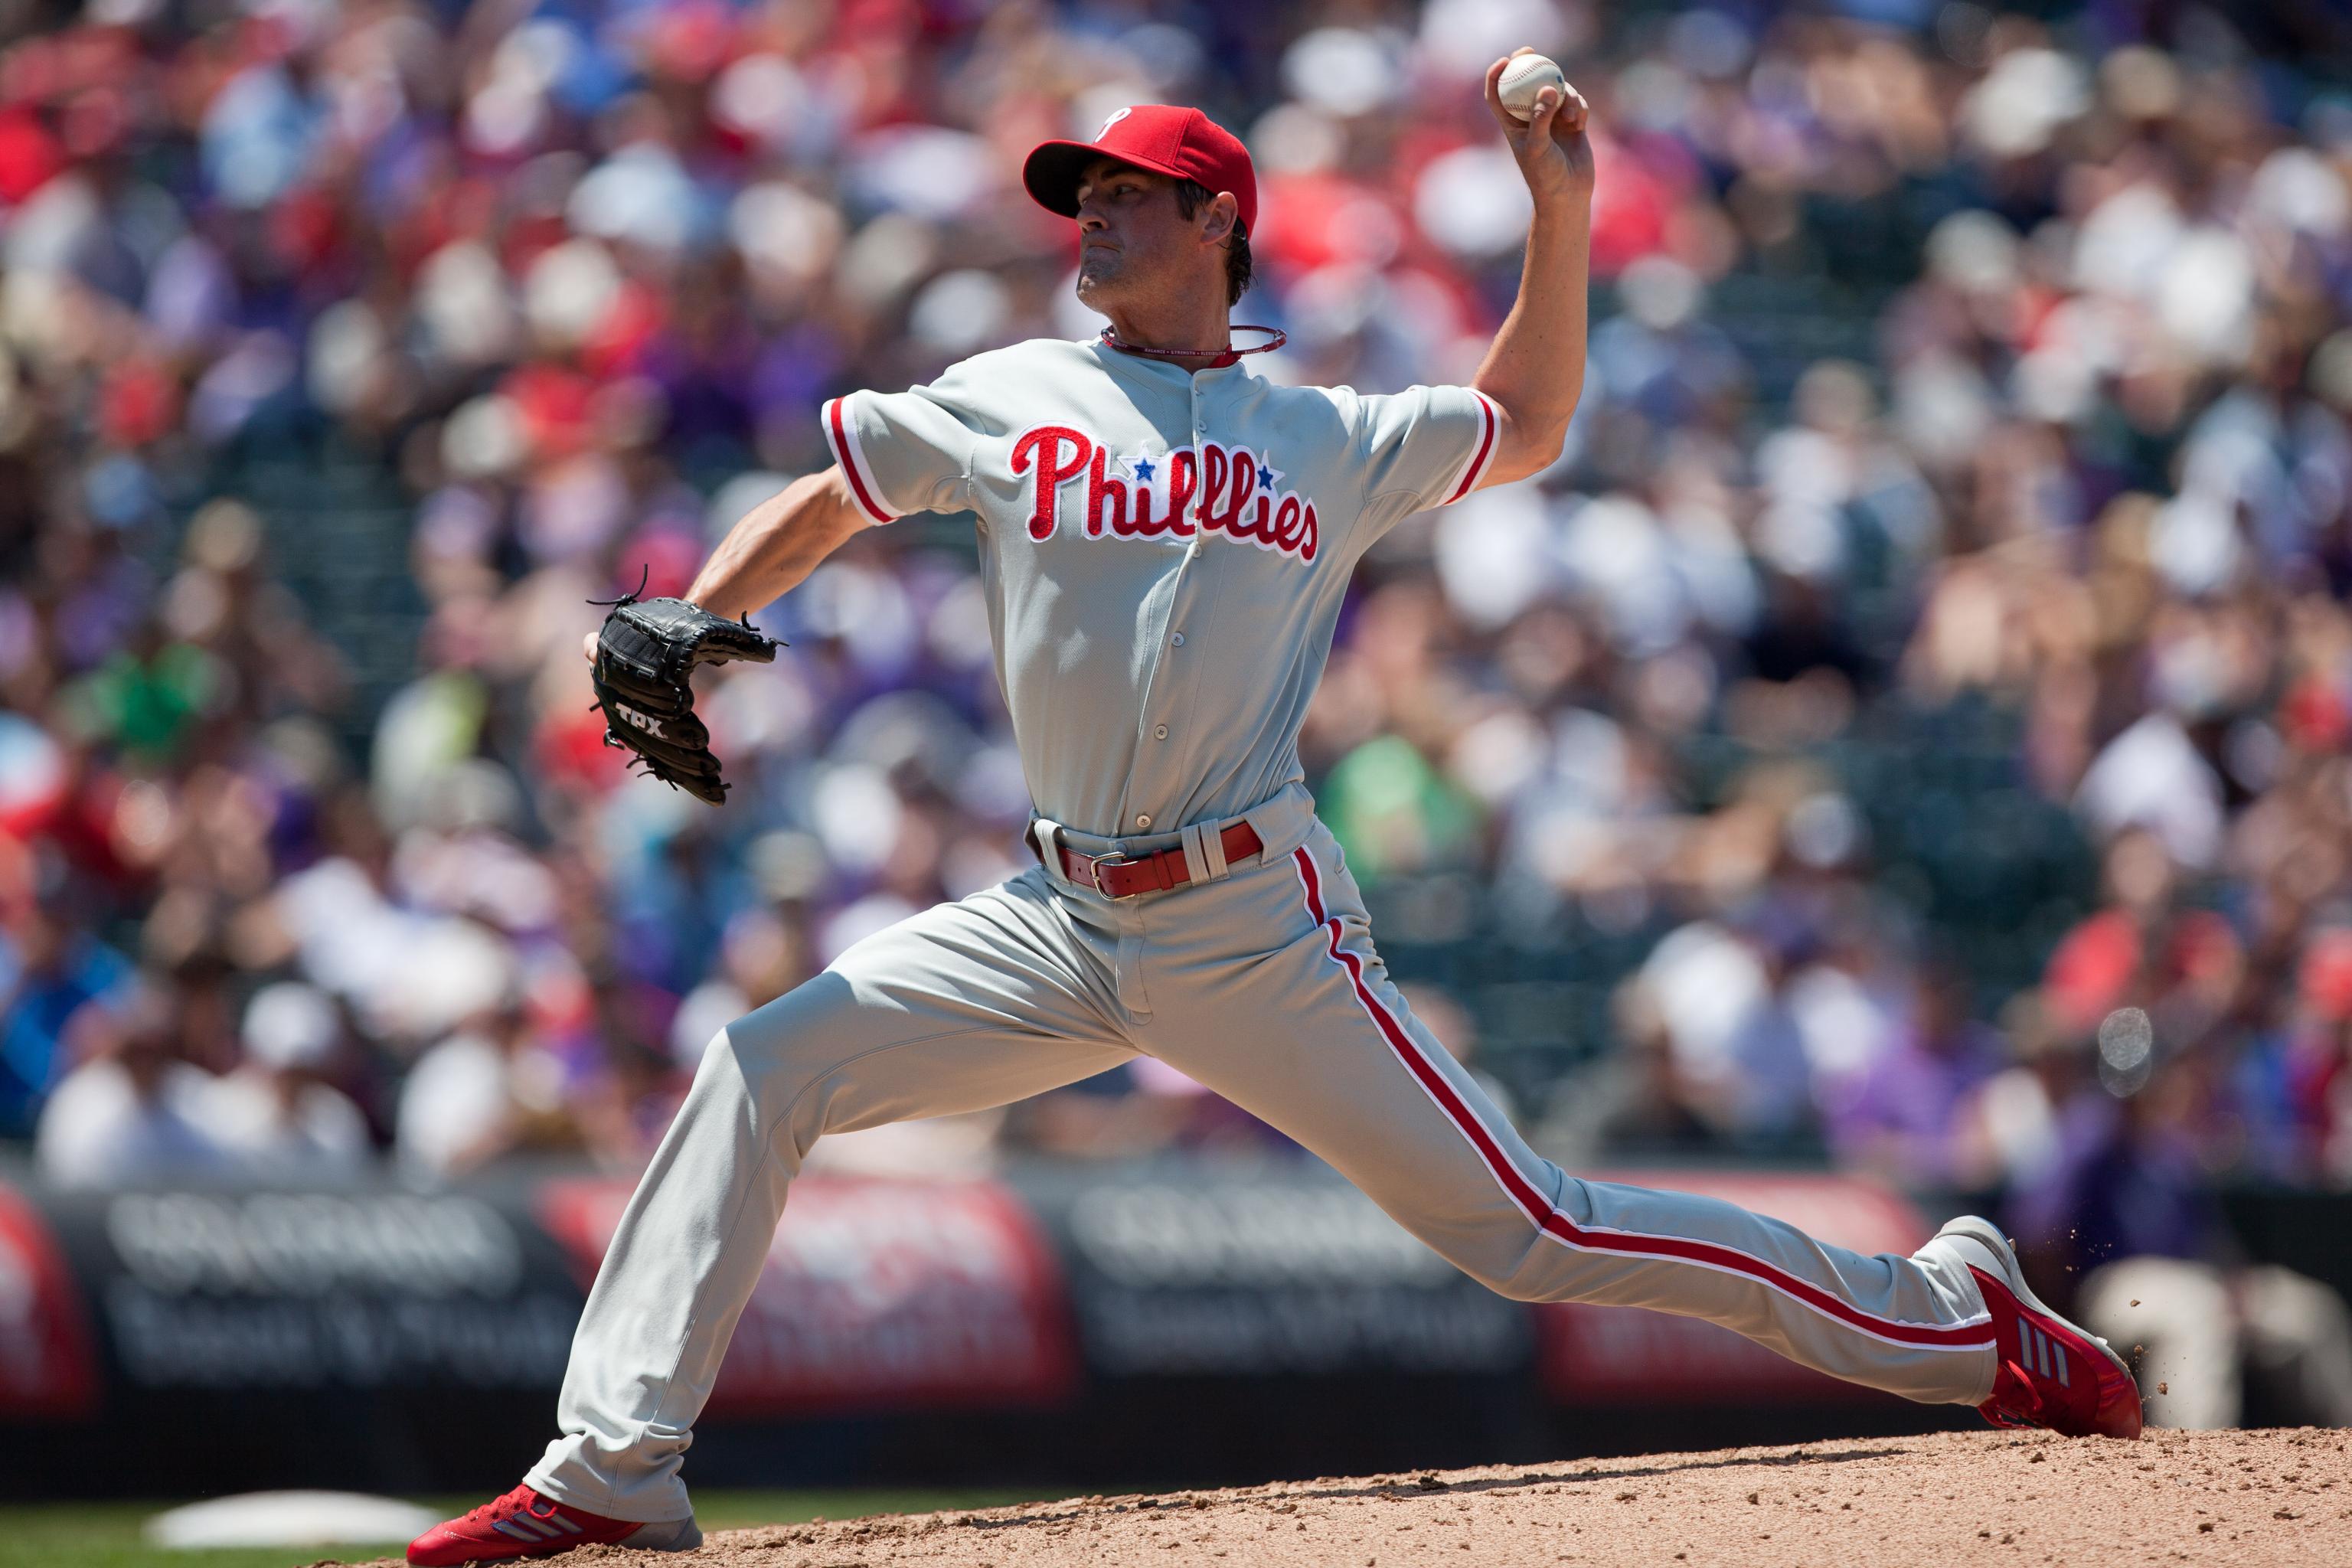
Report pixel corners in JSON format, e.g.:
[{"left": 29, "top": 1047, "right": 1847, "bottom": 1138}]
[{"left": 4, "top": 0, "right": 2352, "bottom": 1351}]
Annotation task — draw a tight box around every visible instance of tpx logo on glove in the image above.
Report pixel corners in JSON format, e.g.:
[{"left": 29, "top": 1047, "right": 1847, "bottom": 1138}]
[{"left": 615, "top": 706, "right": 672, "bottom": 740}]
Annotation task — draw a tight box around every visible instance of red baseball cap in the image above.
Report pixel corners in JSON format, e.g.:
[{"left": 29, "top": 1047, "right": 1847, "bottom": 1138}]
[{"left": 1022, "top": 104, "right": 1258, "bottom": 235}]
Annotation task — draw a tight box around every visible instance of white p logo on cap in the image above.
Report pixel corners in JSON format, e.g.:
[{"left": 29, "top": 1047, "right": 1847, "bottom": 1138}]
[{"left": 1098, "top": 106, "right": 1133, "bottom": 136}]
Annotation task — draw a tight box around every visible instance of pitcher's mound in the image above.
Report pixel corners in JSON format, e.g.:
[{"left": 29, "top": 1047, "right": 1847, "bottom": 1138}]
[{"left": 340, "top": 1428, "right": 2350, "bottom": 1568}]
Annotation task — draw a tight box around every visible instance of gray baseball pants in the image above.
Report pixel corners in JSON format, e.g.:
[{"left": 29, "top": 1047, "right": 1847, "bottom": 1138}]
[{"left": 528, "top": 791, "right": 1997, "bottom": 1522}]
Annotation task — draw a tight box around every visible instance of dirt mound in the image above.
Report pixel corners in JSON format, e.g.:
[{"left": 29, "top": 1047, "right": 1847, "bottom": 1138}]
[{"left": 337, "top": 1428, "right": 2350, "bottom": 1568}]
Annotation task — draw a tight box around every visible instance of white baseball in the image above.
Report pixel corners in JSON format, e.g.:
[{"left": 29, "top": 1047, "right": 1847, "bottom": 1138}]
[{"left": 1498, "top": 54, "right": 1569, "bottom": 124}]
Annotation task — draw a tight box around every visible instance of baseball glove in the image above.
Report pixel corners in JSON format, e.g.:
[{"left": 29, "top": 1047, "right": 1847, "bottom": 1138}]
[{"left": 591, "top": 591, "right": 779, "bottom": 804}]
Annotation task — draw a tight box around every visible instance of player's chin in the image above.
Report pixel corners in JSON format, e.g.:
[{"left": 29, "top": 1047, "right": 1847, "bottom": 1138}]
[{"left": 1074, "top": 262, "right": 1125, "bottom": 309}]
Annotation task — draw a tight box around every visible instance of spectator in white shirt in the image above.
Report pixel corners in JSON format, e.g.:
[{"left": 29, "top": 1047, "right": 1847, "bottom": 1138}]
[
  {"left": 36, "top": 984, "right": 234, "bottom": 1189},
  {"left": 201, "top": 981, "right": 371, "bottom": 1176}
]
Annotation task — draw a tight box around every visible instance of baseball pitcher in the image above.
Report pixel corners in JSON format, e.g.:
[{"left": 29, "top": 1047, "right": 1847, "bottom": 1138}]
[{"left": 410, "top": 54, "right": 2139, "bottom": 1567}]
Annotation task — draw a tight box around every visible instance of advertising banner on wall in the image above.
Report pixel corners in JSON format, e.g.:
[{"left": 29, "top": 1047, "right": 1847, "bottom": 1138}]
[
  {"left": 38, "top": 1187, "right": 580, "bottom": 1395},
  {"left": 1021, "top": 1165, "right": 1533, "bottom": 1379},
  {"left": 537, "top": 1174, "right": 1078, "bottom": 1415},
  {"left": 0, "top": 1182, "right": 97, "bottom": 1418},
  {"left": 0, "top": 1158, "right": 1943, "bottom": 1493}
]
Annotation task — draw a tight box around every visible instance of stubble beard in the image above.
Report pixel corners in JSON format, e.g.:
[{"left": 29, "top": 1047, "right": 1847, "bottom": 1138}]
[
  {"left": 1076, "top": 256, "right": 1125, "bottom": 317},
  {"left": 1082, "top": 229, "right": 1170, "bottom": 318}
]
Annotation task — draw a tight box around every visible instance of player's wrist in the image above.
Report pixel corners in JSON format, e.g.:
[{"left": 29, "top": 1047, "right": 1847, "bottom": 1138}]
[{"left": 1527, "top": 189, "right": 1593, "bottom": 233}]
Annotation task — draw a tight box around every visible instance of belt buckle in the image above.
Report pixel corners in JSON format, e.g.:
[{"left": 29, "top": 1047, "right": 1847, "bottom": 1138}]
[{"left": 1086, "top": 853, "right": 1135, "bottom": 899}]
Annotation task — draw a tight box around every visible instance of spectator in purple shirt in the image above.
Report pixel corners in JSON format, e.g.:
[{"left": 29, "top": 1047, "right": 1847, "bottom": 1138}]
[{"left": 1822, "top": 961, "right": 2004, "bottom": 1187}]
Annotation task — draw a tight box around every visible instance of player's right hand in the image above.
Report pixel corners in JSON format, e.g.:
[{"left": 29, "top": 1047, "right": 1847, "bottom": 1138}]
[{"left": 1485, "top": 47, "right": 1594, "bottom": 209}]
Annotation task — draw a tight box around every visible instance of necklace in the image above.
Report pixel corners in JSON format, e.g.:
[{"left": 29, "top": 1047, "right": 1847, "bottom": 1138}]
[{"left": 1099, "top": 324, "right": 1286, "bottom": 368}]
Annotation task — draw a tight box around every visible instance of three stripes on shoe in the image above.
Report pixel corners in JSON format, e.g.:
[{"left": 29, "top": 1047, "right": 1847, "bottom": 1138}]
[
  {"left": 491, "top": 1512, "right": 585, "bottom": 1544},
  {"left": 2016, "top": 1318, "right": 2070, "bottom": 1386}
]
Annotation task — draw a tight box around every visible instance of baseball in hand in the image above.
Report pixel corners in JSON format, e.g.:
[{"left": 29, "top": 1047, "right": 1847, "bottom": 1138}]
[{"left": 1498, "top": 54, "right": 1570, "bottom": 123}]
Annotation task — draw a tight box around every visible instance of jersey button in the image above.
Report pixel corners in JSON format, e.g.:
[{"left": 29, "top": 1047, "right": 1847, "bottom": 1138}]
[
  {"left": 1135, "top": 814, "right": 1153, "bottom": 829},
  {"left": 1171, "top": 632, "right": 1184, "bottom": 647},
  {"left": 1154, "top": 724, "right": 1168, "bottom": 740}
]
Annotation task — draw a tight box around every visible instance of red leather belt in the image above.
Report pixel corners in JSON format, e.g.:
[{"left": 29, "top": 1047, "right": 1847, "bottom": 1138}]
[{"left": 1054, "top": 821, "right": 1264, "bottom": 900}]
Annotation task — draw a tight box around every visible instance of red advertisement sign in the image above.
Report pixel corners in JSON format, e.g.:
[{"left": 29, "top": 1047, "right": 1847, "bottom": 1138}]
[
  {"left": 537, "top": 1175, "right": 1077, "bottom": 1416},
  {"left": 1536, "top": 1171, "right": 1934, "bottom": 1405},
  {"left": 0, "top": 1184, "right": 99, "bottom": 1418}
]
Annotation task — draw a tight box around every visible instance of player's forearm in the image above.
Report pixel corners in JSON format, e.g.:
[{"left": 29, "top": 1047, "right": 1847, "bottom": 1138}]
[
  {"left": 684, "top": 468, "right": 869, "bottom": 621},
  {"left": 1472, "top": 197, "right": 1592, "bottom": 483}
]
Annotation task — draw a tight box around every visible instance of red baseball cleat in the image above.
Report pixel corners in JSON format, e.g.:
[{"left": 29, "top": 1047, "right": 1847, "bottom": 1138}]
[
  {"left": 406, "top": 1482, "right": 701, "bottom": 1566},
  {"left": 1922, "top": 1214, "right": 2143, "bottom": 1440}
]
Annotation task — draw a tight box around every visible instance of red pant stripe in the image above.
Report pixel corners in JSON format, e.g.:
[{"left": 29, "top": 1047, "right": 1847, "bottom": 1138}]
[{"left": 1290, "top": 846, "right": 1991, "bottom": 1352}]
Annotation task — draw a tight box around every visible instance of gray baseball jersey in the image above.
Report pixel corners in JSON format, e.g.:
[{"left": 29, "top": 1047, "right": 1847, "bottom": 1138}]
[
  {"left": 524, "top": 343, "right": 2002, "bottom": 1526},
  {"left": 820, "top": 338, "right": 1501, "bottom": 837}
]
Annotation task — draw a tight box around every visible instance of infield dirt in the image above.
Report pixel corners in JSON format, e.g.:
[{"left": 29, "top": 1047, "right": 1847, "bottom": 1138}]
[{"left": 333, "top": 1427, "right": 2350, "bottom": 1568}]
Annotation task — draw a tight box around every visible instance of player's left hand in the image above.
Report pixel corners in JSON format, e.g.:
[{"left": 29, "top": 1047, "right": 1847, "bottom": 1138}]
[
  {"left": 590, "top": 593, "right": 779, "bottom": 804},
  {"left": 1485, "top": 48, "right": 1594, "bottom": 209}
]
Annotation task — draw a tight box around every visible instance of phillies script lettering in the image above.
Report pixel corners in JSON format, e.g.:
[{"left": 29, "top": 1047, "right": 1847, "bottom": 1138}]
[{"left": 1011, "top": 426, "right": 1318, "bottom": 562}]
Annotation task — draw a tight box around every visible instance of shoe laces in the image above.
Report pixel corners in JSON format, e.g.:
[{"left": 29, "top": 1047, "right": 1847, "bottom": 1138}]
[{"left": 1982, "top": 1354, "right": 2056, "bottom": 1428}]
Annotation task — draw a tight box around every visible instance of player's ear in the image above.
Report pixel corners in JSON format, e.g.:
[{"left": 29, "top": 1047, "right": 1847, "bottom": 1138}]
[{"left": 1200, "top": 191, "right": 1238, "bottom": 247}]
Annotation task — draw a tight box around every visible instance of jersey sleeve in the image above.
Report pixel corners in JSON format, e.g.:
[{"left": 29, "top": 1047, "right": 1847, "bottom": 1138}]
[
  {"left": 1351, "top": 384, "right": 1504, "bottom": 534},
  {"left": 820, "top": 368, "right": 986, "bottom": 524}
]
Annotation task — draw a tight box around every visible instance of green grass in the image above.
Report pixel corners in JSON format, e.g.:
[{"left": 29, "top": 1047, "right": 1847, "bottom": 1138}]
[{"left": 0, "top": 1489, "right": 1047, "bottom": 1568}]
